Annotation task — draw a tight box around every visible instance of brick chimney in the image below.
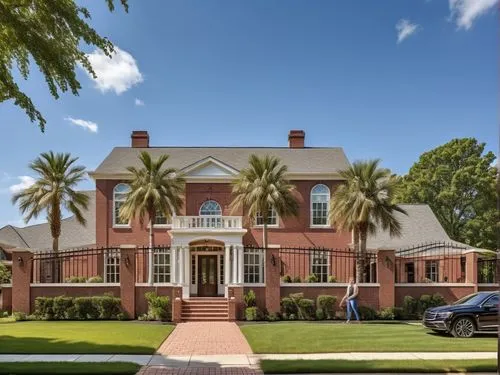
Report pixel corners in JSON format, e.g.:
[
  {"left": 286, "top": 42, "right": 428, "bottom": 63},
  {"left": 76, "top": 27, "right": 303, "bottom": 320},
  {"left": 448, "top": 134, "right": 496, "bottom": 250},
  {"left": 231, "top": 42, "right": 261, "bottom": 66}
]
[
  {"left": 131, "top": 131, "right": 149, "bottom": 148},
  {"left": 288, "top": 130, "right": 305, "bottom": 148}
]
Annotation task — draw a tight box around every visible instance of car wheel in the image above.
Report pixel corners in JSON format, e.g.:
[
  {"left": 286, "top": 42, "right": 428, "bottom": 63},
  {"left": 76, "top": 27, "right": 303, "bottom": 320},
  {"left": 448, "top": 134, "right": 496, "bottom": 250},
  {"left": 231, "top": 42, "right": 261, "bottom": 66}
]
[{"left": 452, "top": 317, "right": 475, "bottom": 338}]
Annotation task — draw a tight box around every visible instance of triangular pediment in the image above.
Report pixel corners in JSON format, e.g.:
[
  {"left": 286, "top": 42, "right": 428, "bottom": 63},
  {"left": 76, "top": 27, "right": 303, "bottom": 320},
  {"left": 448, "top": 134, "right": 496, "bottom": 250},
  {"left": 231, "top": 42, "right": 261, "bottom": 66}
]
[{"left": 181, "top": 157, "right": 239, "bottom": 177}]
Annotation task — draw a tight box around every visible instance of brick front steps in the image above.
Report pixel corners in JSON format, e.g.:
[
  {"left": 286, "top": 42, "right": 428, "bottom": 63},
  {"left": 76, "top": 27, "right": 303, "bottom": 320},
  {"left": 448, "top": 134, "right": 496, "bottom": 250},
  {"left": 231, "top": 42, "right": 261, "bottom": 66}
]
[{"left": 181, "top": 298, "right": 229, "bottom": 322}]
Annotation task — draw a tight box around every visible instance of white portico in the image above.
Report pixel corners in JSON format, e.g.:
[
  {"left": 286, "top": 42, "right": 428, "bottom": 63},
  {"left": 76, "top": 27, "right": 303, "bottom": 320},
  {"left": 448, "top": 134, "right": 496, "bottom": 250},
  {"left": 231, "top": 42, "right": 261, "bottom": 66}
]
[{"left": 169, "top": 214, "right": 247, "bottom": 299}]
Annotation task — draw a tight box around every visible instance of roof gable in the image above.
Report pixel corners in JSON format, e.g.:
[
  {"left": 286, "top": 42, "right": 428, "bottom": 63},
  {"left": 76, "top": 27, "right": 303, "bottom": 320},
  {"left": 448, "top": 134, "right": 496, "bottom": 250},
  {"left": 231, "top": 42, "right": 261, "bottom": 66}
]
[{"left": 181, "top": 157, "right": 239, "bottom": 178}]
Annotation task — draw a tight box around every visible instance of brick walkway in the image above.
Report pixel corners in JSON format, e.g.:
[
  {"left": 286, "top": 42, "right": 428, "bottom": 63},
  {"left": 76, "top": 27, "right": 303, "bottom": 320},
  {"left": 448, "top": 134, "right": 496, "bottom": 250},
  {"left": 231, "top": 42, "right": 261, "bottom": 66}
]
[
  {"left": 137, "top": 367, "right": 262, "bottom": 375},
  {"left": 157, "top": 322, "right": 253, "bottom": 355}
]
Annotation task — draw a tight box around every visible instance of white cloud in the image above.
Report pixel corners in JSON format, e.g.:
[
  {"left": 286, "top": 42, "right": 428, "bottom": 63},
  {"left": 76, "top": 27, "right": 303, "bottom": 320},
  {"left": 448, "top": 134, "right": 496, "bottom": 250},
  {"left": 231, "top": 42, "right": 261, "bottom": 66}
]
[
  {"left": 85, "top": 46, "right": 143, "bottom": 94},
  {"left": 135, "top": 98, "right": 145, "bottom": 106},
  {"left": 65, "top": 117, "right": 98, "bottom": 133},
  {"left": 396, "top": 19, "right": 421, "bottom": 43},
  {"left": 449, "top": 0, "right": 497, "bottom": 30},
  {"left": 9, "top": 176, "right": 36, "bottom": 194}
]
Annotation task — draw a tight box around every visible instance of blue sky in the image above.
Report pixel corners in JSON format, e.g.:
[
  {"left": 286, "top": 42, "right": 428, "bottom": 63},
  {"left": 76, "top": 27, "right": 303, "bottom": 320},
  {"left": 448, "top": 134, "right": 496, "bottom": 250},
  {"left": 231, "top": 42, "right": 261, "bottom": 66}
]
[{"left": 0, "top": 0, "right": 497, "bottom": 227}]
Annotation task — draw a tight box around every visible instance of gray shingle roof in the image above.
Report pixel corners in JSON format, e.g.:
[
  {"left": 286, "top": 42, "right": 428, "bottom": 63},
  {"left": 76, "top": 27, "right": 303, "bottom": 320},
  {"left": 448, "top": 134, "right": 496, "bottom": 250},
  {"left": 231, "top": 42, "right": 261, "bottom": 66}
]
[
  {"left": 0, "top": 191, "right": 96, "bottom": 251},
  {"left": 367, "top": 204, "right": 468, "bottom": 250},
  {"left": 92, "top": 147, "right": 350, "bottom": 175}
]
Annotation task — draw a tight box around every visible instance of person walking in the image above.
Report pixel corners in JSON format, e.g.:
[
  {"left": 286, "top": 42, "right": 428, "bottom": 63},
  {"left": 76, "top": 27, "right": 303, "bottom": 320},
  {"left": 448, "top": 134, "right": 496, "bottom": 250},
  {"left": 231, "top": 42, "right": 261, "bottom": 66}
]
[{"left": 340, "top": 277, "right": 360, "bottom": 323}]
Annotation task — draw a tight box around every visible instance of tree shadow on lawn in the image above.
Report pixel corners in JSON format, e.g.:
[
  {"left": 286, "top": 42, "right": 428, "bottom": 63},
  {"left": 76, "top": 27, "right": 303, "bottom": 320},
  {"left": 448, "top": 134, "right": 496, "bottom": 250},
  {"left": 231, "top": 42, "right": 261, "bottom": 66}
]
[
  {"left": 425, "top": 331, "right": 497, "bottom": 339},
  {"left": 0, "top": 335, "right": 157, "bottom": 354}
]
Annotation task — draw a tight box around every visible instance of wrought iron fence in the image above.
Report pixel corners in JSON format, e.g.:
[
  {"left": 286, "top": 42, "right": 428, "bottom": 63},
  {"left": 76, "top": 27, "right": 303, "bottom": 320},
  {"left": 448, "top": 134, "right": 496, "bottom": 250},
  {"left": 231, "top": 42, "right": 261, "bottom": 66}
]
[
  {"left": 395, "top": 242, "right": 470, "bottom": 283},
  {"left": 278, "top": 247, "right": 377, "bottom": 283},
  {"left": 135, "top": 245, "right": 172, "bottom": 284},
  {"left": 31, "top": 247, "right": 119, "bottom": 284},
  {"left": 477, "top": 257, "right": 498, "bottom": 284}
]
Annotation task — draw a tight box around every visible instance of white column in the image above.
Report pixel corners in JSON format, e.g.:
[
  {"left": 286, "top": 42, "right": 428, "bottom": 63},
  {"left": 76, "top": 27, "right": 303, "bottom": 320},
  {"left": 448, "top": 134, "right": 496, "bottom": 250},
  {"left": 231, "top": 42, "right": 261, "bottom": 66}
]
[
  {"left": 184, "top": 247, "right": 190, "bottom": 285},
  {"left": 232, "top": 246, "right": 237, "bottom": 284},
  {"left": 178, "top": 246, "right": 184, "bottom": 285},
  {"left": 171, "top": 247, "right": 177, "bottom": 284},
  {"left": 224, "top": 245, "right": 231, "bottom": 285},
  {"left": 238, "top": 245, "right": 244, "bottom": 284}
]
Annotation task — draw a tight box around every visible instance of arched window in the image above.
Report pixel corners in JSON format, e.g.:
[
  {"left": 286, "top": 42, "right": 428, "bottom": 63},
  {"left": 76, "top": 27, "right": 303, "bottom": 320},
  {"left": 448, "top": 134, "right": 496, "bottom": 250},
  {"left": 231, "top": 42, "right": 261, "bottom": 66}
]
[
  {"left": 113, "top": 183, "right": 131, "bottom": 226},
  {"left": 310, "top": 184, "right": 330, "bottom": 226},
  {"left": 199, "top": 200, "right": 222, "bottom": 216}
]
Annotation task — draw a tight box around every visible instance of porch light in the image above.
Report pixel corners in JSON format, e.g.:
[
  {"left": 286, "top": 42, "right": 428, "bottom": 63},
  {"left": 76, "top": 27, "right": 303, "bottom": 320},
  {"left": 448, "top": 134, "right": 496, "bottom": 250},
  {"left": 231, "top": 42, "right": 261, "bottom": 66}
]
[
  {"left": 17, "top": 256, "right": 23, "bottom": 266},
  {"left": 124, "top": 255, "right": 130, "bottom": 268}
]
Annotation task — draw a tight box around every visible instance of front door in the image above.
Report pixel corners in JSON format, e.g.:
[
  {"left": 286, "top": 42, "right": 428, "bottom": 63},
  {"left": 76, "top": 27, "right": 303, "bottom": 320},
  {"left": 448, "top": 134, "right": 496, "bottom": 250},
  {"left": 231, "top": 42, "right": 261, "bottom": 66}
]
[{"left": 197, "top": 255, "right": 218, "bottom": 297}]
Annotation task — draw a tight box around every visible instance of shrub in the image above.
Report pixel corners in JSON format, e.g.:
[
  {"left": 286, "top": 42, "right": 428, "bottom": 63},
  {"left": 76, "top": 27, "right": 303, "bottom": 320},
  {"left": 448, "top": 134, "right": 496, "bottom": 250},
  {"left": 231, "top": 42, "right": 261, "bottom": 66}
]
[
  {"left": 358, "top": 305, "right": 377, "bottom": 320},
  {"left": 377, "top": 307, "right": 395, "bottom": 320},
  {"left": 417, "top": 294, "right": 432, "bottom": 316},
  {"left": 1, "top": 311, "right": 8, "bottom": 318},
  {"left": 117, "top": 311, "right": 129, "bottom": 321},
  {"left": 327, "top": 275, "right": 337, "bottom": 283},
  {"left": 280, "top": 297, "right": 297, "bottom": 316},
  {"left": 292, "top": 276, "right": 302, "bottom": 283},
  {"left": 34, "top": 297, "right": 54, "bottom": 320},
  {"left": 402, "top": 295, "right": 418, "bottom": 319},
  {"left": 245, "top": 307, "right": 261, "bottom": 321},
  {"left": 244, "top": 289, "right": 256, "bottom": 307},
  {"left": 145, "top": 292, "right": 170, "bottom": 321},
  {"left": 95, "top": 295, "right": 121, "bottom": 319},
  {"left": 306, "top": 274, "right": 318, "bottom": 283},
  {"left": 315, "top": 308, "right": 325, "bottom": 320},
  {"left": 316, "top": 295, "right": 337, "bottom": 320},
  {"left": 74, "top": 297, "right": 99, "bottom": 320},
  {"left": 298, "top": 298, "right": 315, "bottom": 320},
  {"left": 87, "top": 276, "right": 103, "bottom": 283},
  {"left": 431, "top": 293, "right": 446, "bottom": 307},
  {"left": 288, "top": 313, "right": 297, "bottom": 320},
  {"left": 0, "top": 263, "right": 11, "bottom": 284},
  {"left": 266, "top": 312, "right": 281, "bottom": 322},
  {"left": 281, "top": 275, "right": 292, "bottom": 283},
  {"left": 65, "top": 276, "right": 87, "bottom": 283},
  {"left": 13, "top": 312, "right": 27, "bottom": 321},
  {"left": 53, "top": 296, "right": 73, "bottom": 320}
]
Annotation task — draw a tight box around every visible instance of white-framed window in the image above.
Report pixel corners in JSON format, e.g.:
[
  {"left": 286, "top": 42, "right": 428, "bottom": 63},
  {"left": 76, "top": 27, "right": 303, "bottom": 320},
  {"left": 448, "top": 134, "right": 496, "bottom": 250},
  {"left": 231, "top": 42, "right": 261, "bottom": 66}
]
[
  {"left": 105, "top": 249, "right": 120, "bottom": 283},
  {"left": 311, "top": 184, "right": 330, "bottom": 227},
  {"left": 199, "top": 200, "right": 222, "bottom": 216},
  {"left": 153, "top": 248, "right": 171, "bottom": 283},
  {"left": 310, "top": 250, "right": 329, "bottom": 282},
  {"left": 113, "top": 183, "right": 131, "bottom": 227},
  {"left": 255, "top": 207, "right": 278, "bottom": 227},
  {"left": 425, "top": 260, "right": 439, "bottom": 282},
  {"left": 154, "top": 210, "right": 172, "bottom": 226},
  {"left": 244, "top": 248, "right": 264, "bottom": 283}
]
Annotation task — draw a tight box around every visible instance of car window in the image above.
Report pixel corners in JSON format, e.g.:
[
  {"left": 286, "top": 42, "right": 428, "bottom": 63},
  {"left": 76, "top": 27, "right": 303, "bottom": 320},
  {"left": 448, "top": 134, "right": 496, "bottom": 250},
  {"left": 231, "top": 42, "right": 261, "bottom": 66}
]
[
  {"left": 453, "top": 293, "right": 487, "bottom": 306},
  {"left": 484, "top": 295, "right": 499, "bottom": 307}
]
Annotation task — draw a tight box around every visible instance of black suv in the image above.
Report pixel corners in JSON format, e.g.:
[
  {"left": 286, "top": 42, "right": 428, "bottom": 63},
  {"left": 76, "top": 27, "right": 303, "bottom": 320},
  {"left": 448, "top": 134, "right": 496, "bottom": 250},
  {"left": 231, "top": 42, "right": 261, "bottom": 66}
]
[{"left": 423, "top": 291, "right": 499, "bottom": 338}]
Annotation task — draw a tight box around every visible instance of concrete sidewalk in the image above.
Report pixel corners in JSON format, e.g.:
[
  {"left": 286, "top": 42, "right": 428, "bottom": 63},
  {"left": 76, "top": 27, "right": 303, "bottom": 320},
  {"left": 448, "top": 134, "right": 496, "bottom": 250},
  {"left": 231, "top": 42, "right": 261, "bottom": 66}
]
[{"left": 0, "top": 352, "right": 496, "bottom": 367}]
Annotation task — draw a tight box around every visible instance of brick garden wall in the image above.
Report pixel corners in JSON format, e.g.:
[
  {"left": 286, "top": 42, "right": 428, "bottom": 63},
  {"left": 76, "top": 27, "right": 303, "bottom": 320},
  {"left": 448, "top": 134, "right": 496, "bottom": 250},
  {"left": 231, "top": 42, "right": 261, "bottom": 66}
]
[{"left": 395, "top": 285, "right": 476, "bottom": 306}]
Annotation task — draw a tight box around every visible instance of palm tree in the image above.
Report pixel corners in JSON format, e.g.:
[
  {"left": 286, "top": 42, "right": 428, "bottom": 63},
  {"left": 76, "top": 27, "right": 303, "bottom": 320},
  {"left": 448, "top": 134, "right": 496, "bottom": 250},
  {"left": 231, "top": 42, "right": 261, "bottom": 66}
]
[
  {"left": 329, "top": 160, "right": 406, "bottom": 283},
  {"left": 230, "top": 154, "right": 299, "bottom": 248},
  {"left": 119, "top": 151, "right": 185, "bottom": 284},
  {"left": 12, "top": 151, "right": 89, "bottom": 282}
]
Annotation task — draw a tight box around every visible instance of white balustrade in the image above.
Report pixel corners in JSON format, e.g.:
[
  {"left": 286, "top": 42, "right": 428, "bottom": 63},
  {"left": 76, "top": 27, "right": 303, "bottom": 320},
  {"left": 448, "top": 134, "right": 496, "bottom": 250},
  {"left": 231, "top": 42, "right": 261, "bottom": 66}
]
[{"left": 172, "top": 216, "right": 242, "bottom": 229}]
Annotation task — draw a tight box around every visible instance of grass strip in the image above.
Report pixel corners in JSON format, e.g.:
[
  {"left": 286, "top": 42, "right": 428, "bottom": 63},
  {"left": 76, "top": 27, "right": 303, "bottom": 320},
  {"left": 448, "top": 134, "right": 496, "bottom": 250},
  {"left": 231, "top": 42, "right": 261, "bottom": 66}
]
[{"left": 0, "top": 362, "right": 141, "bottom": 374}]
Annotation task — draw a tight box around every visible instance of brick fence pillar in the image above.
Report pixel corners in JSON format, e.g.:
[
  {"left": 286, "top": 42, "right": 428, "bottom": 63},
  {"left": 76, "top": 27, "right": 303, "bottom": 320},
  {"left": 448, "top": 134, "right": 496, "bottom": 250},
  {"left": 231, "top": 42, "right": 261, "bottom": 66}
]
[
  {"left": 0, "top": 286, "right": 12, "bottom": 313},
  {"left": 228, "top": 285, "right": 244, "bottom": 320},
  {"left": 265, "top": 247, "right": 281, "bottom": 313},
  {"left": 465, "top": 250, "right": 478, "bottom": 292},
  {"left": 119, "top": 245, "right": 136, "bottom": 319},
  {"left": 172, "top": 286, "right": 182, "bottom": 323},
  {"left": 377, "top": 248, "right": 395, "bottom": 309},
  {"left": 11, "top": 249, "right": 32, "bottom": 314}
]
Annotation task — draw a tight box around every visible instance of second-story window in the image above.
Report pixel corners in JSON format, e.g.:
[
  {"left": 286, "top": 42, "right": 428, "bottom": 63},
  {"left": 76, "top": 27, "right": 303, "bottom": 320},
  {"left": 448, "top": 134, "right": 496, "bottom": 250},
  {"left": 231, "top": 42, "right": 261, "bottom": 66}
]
[
  {"left": 154, "top": 210, "right": 172, "bottom": 226},
  {"left": 199, "top": 200, "right": 222, "bottom": 216},
  {"left": 255, "top": 207, "right": 278, "bottom": 226},
  {"left": 311, "top": 184, "right": 330, "bottom": 226},
  {"left": 113, "top": 183, "right": 131, "bottom": 226}
]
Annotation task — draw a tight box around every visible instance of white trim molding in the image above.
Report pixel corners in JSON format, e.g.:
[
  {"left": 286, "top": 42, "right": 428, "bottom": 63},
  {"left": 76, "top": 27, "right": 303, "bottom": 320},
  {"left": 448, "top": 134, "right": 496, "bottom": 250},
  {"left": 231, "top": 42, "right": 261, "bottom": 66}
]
[
  {"left": 281, "top": 282, "right": 380, "bottom": 287},
  {"left": 395, "top": 283, "right": 476, "bottom": 287},
  {"left": 0, "top": 283, "right": 12, "bottom": 288},
  {"left": 135, "top": 283, "right": 176, "bottom": 287},
  {"left": 478, "top": 283, "right": 499, "bottom": 287},
  {"left": 30, "top": 283, "right": 120, "bottom": 287}
]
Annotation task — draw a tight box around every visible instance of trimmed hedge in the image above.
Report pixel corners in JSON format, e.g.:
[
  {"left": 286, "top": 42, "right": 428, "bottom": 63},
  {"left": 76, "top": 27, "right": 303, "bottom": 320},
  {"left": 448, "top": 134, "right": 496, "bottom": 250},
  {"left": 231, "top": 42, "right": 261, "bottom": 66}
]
[
  {"left": 142, "top": 292, "right": 170, "bottom": 321},
  {"left": 316, "top": 295, "right": 337, "bottom": 320},
  {"left": 33, "top": 295, "right": 121, "bottom": 320}
]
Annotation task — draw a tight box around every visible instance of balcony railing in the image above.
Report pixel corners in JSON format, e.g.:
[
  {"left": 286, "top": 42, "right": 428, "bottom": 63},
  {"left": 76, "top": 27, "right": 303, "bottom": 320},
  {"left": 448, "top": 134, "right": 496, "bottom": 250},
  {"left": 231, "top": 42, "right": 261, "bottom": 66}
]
[{"left": 172, "top": 216, "right": 243, "bottom": 229}]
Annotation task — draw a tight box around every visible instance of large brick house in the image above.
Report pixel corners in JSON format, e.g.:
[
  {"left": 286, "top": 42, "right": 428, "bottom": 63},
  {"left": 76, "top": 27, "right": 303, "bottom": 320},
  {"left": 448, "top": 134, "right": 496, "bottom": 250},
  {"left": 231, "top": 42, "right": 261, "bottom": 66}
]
[{"left": 2, "top": 130, "right": 493, "bottom": 319}]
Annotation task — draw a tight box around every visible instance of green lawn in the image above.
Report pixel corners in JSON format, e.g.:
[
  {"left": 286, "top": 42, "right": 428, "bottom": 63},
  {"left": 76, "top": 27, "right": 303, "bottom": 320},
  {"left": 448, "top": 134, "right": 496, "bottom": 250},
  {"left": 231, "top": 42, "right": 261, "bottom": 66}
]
[
  {"left": 0, "top": 321, "right": 174, "bottom": 354},
  {"left": 260, "top": 359, "right": 498, "bottom": 373},
  {"left": 240, "top": 323, "right": 497, "bottom": 353},
  {"left": 0, "top": 362, "right": 140, "bottom": 374}
]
